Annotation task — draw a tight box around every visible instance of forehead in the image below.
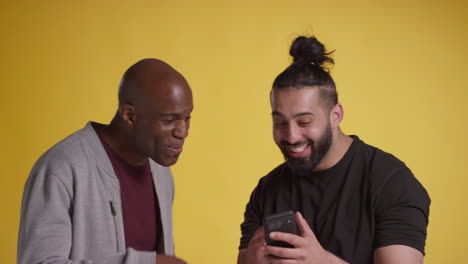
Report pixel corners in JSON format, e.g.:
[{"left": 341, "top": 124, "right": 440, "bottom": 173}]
[
  {"left": 271, "top": 87, "right": 324, "bottom": 116},
  {"left": 141, "top": 81, "right": 193, "bottom": 114}
]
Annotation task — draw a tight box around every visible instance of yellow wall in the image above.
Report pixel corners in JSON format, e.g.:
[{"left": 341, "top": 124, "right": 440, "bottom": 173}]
[{"left": 1, "top": 0, "right": 467, "bottom": 263}]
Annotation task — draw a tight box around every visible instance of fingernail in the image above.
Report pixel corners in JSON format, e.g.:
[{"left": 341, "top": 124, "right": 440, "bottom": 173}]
[{"left": 270, "top": 232, "right": 276, "bottom": 238}]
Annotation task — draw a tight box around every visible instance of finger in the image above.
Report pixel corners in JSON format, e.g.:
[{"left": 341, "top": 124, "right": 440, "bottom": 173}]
[
  {"left": 295, "top": 212, "right": 317, "bottom": 240},
  {"left": 269, "top": 231, "right": 304, "bottom": 247},
  {"left": 255, "top": 228, "right": 267, "bottom": 242},
  {"left": 265, "top": 254, "right": 297, "bottom": 264},
  {"left": 250, "top": 226, "right": 266, "bottom": 245},
  {"left": 265, "top": 245, "right": 300, "bottom": 259},
  {"left": 250, "top": 234, "right": 266, "bottom": 248},
  {"left": 253, "top": 226, "right": 265, "bottom": 239},
  {"left": 256, "top": 244, "right": 269, "bottom": 263}
]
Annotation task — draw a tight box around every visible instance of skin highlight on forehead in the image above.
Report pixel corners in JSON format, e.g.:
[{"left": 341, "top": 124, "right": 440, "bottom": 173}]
[{"left": 118, "top": 58, "right": 192, "bottom": 109}]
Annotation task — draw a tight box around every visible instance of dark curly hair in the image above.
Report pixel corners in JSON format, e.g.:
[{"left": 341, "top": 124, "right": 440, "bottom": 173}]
[{"left": 272, "top": 36, "right": 337, "bottom": 110}]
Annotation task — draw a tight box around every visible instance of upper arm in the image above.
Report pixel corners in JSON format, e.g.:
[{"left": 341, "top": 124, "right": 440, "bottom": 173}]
[
  {"left": 373, "top": 164, "right": 430, "bottom": 255},
  {"left": 374, "top": 245, "right": 423, "bottom": 264},
  {"left": 18, "top": 168, "right": 73, "bottom": 264},
  {"left": 239, "top": 180, "right": 265, "bottom": 250}
]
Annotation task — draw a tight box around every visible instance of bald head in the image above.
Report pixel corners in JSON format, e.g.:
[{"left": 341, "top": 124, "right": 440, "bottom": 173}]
[
  {"left": 107, "top": 58, "right": 193, "bottom": 166},
  {"left": 118, "top": 58, "right": 191, "bottom": 108}
]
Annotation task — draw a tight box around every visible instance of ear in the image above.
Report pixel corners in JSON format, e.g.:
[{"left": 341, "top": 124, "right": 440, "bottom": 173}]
[
  {"left": 329, "top": 103, "right": 344, "bottom": 129},
  {"left": 119, "top": 104, "right": 136, "bottom": 127}
]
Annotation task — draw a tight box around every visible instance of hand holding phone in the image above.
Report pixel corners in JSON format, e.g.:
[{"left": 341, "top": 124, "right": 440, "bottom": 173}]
[{"left": 264, "top": 210, "right": 300, "bottom": 248}]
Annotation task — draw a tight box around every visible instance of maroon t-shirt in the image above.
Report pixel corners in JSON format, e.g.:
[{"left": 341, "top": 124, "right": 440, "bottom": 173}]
[{"left": 97, "top": 129, "right": 162, "bottom": 251}]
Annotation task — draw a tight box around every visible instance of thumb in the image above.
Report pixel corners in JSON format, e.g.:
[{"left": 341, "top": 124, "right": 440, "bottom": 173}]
[
  {"left": 252, "top": 226, "right": 265, "bottom": 240},
  {"left": 295, "top": 211, "right": 317, "bottom": 240}
]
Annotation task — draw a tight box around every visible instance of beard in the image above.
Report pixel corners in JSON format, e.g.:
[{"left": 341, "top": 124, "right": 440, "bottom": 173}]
[{"left": 280, "top": 122, "right": 333, "bottom": 177}]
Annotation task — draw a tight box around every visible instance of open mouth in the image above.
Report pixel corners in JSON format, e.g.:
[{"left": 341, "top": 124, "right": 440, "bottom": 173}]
[
  {"left": 166, "top": 145, "right": 183, "bottom": 154},
  {"left": 284, "top": 143, "right": 310, "bottom": 158},
  {"left": 289, "top": 144, "right": 308, "bottom": 153}
]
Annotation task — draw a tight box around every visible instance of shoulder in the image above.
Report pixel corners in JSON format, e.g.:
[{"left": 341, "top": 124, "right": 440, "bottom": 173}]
[
  {"left": 35, "top": 130, "right": 87, "bottom": 169},
  {"left": 353, "top": 137, "right": 430, "bottom": 205},
  {"left": 257, "top": 162, "right": 288, "bottom": 187},
  {"left": 352, "top": 137, "right": 413, "bottom": 184},
  {"left": 247, "top": 162, "right": 290, "bottom": 200},
  {"left": 28, "top": 124, "right": 97, "bottom": 184},
  {"left": 353, "top": 137, "right": 407, "bottom": 171}
]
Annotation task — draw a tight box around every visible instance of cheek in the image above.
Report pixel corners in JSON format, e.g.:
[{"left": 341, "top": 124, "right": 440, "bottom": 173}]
[
  {"left": 312, "top": 125, "right": 330, "bottom": 141},
  {"left": 151, "top": 126, "right": 172, "bottom": 145},
  {"left": 134, "top": 123, "right": 149, "bottom": 146},
  {"left": 136, "top": 124, "right": 161, "bottom": 148},
  {"left": 305, "top": 126, "right": 319, "bottom": 136},
  {"left": 150, "top": 138, "right": 163, "bottom": 155},
  {"left": 272, "top": 128, "right": 283, "bottom": 142}
]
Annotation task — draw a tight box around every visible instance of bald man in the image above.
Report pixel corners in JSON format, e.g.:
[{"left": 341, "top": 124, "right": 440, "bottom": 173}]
[{"left": 18, "top": 59, "right": 193, "bottom": 264}]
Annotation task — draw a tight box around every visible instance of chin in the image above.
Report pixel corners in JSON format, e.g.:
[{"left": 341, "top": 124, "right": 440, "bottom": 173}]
[{"left": 155, "top": 157, "right": 179, "bottom": 167}]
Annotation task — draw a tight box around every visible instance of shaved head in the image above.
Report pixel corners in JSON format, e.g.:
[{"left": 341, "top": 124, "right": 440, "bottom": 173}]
[
  {"left": 103, "top": 58, "right": 193, "bottom": 166},
  {"left": 118, "top": 58, "right": 190, "bottom": 108}
]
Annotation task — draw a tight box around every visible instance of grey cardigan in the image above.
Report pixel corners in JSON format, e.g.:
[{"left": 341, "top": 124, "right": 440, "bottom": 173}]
[{"left": 18, "top": 122, "right": 175, "bottom": 264}]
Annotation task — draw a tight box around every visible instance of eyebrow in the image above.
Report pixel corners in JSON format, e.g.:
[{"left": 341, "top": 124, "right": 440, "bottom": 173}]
[
  {"left": 159, "top": 113, "right": 183, "bottom": 117},
  {"left": 272, "top": 111, "right": 315, "bottom": 118},
  {"left": 158, "top": 107, "right": 194, "bottom": 117}
]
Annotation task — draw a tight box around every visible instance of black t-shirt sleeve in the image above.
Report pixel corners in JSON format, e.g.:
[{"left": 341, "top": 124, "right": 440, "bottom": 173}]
[
  {"left": 239, "top": 178, "right": 265, "bottom": 250},
  {"left": 373, "top": 165, "right": 431, "bottom": 254}
]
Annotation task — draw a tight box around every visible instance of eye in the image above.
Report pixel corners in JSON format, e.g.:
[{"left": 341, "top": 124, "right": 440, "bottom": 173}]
[
  {"left": 273, "top": 122, "right": 287, "bottom": 128},
  {"left": 161, "top": 119, "right": 175, "bottom": 124},
  {"left": 185, "top": 116, "right": 191, "bottom": 121},
  {"left": 298, "top": 121, "right": 311, "bottom": 127},
  {"left": 273, "top": 117, "right": 287, "bottom": 128}
]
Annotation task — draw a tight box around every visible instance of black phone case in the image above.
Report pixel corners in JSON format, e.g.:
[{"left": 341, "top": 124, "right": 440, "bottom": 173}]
[{"left": 264, "top": 210, "right": 300, "bottom": 248}]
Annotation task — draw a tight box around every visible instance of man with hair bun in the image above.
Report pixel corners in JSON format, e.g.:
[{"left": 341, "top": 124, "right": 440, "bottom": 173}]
[
  {"left": 238, "top": 36, "right": 430, "bottom": 264},
  {"left": 18, "top": 59, "right": 193, "bottom": 264}
]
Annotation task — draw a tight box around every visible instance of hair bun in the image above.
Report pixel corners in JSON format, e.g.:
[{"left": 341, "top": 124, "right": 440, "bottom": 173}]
[{"left": 290, "top": 36, "right": 334, "bottom": 68}]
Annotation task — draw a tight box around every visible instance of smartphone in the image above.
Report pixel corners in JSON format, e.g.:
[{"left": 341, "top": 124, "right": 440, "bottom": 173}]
[{"left": 264, "top": 210, "right": 300, "bottom": 248}]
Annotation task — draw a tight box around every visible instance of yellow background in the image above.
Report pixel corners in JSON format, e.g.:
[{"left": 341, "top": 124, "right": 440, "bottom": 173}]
[{"left": 1, "top": 0, "right": 467, "bottom": 263}]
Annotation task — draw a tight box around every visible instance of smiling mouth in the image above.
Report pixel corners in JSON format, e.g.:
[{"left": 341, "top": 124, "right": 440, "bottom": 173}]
[
  {"left": 285, "top": 142, "right": 310, "bottom": 152},
  {"left": 289, "top": 144, "right": 308, "bottom": 153},
  {"left": 281, "top": 141, "right": 312, "bottom": 158}
]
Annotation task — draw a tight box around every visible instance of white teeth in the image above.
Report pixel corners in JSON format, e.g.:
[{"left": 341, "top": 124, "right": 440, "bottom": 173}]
[{"left": 290, "top": 145, "right": 307, "bottom": 153}]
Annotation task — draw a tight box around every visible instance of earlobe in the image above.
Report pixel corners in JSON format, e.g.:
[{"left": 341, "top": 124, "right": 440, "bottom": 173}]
[{"left": 119, "top": 104, "right": 136, "bottom": 126}]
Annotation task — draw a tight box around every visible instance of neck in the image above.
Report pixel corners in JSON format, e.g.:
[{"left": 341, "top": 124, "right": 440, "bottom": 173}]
[
  {"left": 313, "top": 129, "right": 353, "bottom": 171},
  {"left": 99, "top": 117, "right": 147, "bottom": 166}
]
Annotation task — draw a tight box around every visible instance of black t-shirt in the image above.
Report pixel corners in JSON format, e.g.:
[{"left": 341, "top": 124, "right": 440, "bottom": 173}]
[{"left": 239, "top": 136, "right": 430, "bottom": 263}]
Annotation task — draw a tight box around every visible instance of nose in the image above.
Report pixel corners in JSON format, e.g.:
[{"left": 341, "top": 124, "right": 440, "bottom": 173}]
[
  {"left": 173, "top": 119, "right": 189, "bottom": 139},
  {"left": 285, "top": 123, "right": 302, "bottom": 144}
]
